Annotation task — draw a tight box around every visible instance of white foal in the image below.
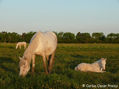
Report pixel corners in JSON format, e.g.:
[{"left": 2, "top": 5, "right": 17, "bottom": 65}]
[{"left": 75, "top": 58, "right": 106, "bottom": 73}]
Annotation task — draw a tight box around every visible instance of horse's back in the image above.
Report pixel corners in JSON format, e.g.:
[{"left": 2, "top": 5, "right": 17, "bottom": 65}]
[
  {"left": 41, "top": 32, "right": 57, "bottom": 55},
  {"left": 76, "top": 63, "right": 92, "bottom": 71},
  {"left": 30, "top": 31, "right": 57, "bottom": 43},
  {"left": 44, "top": 32, "right": 57, "bottom": 45},
  {"left": 30, "top": 31, "right": 57, "bottom": 56},
  {"left": 17, "top": 42, "right": 26, "bottom": 45}
]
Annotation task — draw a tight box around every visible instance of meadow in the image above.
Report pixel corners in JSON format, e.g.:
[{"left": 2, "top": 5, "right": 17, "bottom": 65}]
[{"left": 0, "top": 43, "right": 119, "bottom": 89}]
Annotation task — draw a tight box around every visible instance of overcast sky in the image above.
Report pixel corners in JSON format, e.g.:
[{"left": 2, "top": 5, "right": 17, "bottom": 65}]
[{"left": 0, "top": 0, "right": 119, "bottom": 34}]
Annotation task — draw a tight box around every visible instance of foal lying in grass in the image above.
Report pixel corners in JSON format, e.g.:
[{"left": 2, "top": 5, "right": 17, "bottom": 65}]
[{"left": 75, "top": 58, "right": 106, "bottom": 73}]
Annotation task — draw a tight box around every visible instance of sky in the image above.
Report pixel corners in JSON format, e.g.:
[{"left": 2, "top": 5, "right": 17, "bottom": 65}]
[{"left": 0, "top": 0, "right": 119, "bottom": 34}]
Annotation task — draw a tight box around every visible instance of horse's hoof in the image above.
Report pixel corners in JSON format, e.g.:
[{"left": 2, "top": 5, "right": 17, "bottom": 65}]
[
  {"left": 45, "top": 72, "right": 48, "bottom": 75},
  {"left": 31, "top": 72, "right": 34, "bottom": 75},
  {"left": 48, "top": 71, "right": 52, "bottom": 74}
]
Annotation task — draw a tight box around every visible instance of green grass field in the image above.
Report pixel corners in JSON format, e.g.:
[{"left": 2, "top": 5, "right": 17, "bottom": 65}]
[{"left": 0, "top": 43, "right": 119, "bottom": 89}]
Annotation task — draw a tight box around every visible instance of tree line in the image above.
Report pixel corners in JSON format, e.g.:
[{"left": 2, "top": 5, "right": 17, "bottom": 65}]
[{"left": 0, "top": 31, "right": 119, "bottom": 43}]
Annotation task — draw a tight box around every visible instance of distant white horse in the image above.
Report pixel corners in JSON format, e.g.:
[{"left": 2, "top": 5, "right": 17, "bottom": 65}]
[
  {"left": 75, "top": 58, "right": 106, "bottom": 72},
  {"left": 19, "top": 31, "right": 57, "bottom": 77},
  {"left": 16, "top": 42, "right": 27, "bottom": 49}
]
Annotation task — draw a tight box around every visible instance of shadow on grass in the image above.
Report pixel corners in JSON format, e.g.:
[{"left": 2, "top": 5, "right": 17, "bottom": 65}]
[
  {"left": 67, "top": 59, "right": 81, "bottom": 70},
  {"left": 69, "top": 54, "right": 88, "bottom": 69},
  {"left": 0, "top": 57, "right": 15, "bottom": 63},
  {"left": 71, "top": 54, "right": 100, "bottom": 59},
  {"left": 69, "top": 54, "right": 96, "bottom": 70},
  {"left": 0, "top": 57, "right": 16, "bottom": 73},
  {"left": 8, "top": 46, "right": 15, "bottom": 49},
  {"left": 71, "top": 54, "right": 87, "bottom": 59}
]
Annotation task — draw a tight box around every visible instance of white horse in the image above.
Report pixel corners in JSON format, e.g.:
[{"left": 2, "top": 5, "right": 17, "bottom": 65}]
[
  {"left": 19, "top": 31, "right": 57, "bottom": 77},
  {"left": 16, "top": 42, "right": 27, "bottom": 49},
  {"left": 75, "top": 58, "right": 106, "bottom": 73}
]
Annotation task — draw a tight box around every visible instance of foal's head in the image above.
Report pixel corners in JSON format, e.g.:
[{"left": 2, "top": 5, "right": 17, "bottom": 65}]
[
  {"left": 19, "top": 57, "right": 30, "bottom": 77},
  {"left": 100, "top": 58, "right": 107, "bottom": 70}
]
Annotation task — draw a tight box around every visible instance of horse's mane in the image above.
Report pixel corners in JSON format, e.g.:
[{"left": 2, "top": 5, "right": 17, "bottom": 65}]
[
  {"left": 93, "top": 59, "right": 101, "bottom": 63},
  {"left": 23, "top": 32, "right": 42, "bottom": 63},
  {"left": 92, "top": 59, "right": 102, "bottom": 68}
]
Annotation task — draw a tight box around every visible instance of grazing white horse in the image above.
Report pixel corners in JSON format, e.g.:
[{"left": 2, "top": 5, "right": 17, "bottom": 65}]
[
  {"left": 19, "top": 31, "right": 57, "bottom": 77},
  {"left": 16, "top": 42, "right": 27, "bottom": 49},
  {"left": 75, "top": 58, "right": 106, "bottom": 73}
]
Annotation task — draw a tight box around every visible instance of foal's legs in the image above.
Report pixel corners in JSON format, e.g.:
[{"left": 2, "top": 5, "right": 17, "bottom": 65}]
[
  {"left": 48, "top": 52, "right": 55, "bottom": 73},
  {"left": 42, "top": 55, "right": 48, "bottom": 74},
  {"left": 32, "top": 55, "right": 36, "bottom": 74}
]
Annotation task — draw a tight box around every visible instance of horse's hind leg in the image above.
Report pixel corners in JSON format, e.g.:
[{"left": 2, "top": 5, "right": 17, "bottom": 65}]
[
  {"left": 42, "top": 55, "right": 48, "bottom": 74},
  {"left": 46, "top": 55, "right": 49, "bottom": 61},
  {"left": 32, "top": 55, "right": 36, "bottom": 74},
  {"left": 48, "top": 52, "right": 55, "bottom": 73}
]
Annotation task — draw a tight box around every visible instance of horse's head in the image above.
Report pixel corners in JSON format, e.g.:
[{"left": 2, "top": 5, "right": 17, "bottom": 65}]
[
  {"left": 100, "top": 58, "right": 107, "bottom": 70},
  {"left": 19, "top": 57, "right": 30, "bottom": 77}
]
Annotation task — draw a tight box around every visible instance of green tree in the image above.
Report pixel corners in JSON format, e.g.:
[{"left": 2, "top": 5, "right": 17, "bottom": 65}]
[
  {"left": 57, "top": 32, "right": 64, "bottom": 43},
  {"left": 63, "top": 32, "right": 75, "bottom": 43},
  {"left": 106, "top": 33, "right": 119, "bottom": 43},
  {"left": 0, "top": 32, "right": 8, "bottom": 42},
  {"left": 92, "top": 32, "right": 105, "bottom": 43},
  {"left": 22, "top": 32, "right": 36, "bottom": 43},
  {"left": 76, "top": 32, "right": 91, "bottom": 43}
]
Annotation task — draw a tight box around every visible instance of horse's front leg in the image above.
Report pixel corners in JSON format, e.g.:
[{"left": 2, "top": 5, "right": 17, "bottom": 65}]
[
  {"left": 48, "top": 51, "right": 55, "bottom": 73},
  {"left": 100, "top": 68, "right": 102, "bottom": 71},
  {"left": 32, "top": 55, "right": 36, "bottom": 74},
  {"left": 42, "top": 55, "right": 48, "bottom": 74},
  {"left": 101, "top": 71, "right": 106, "bottom": 73},
  {"left": 100, "top": 68, "right": 106, "bottom": 73},
  {"left": 96, "top": 70, "right": 106, "bottom": 73}
]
